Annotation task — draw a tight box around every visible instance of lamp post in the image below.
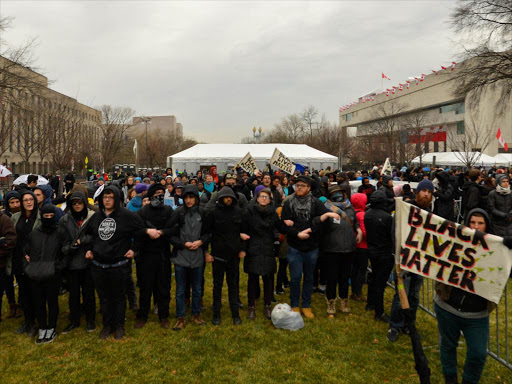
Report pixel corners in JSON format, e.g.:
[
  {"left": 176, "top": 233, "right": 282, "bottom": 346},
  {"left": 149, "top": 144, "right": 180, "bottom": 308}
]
[
  {"left": 253, "top": 126, "right": 263, "bottom": 142},
  {"left": 141, "top": 116, "right": 151, "bottom": 171}
]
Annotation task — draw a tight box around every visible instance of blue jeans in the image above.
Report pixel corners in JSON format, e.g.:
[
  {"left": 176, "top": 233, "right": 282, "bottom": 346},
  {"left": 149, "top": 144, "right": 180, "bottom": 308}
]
[
  {"left": 435, "top": 303, "right": 489, "bottom": 384},
  {"left": 389, "top": 273, "right": 423, "bottom": 330},
  {"left": 287, "top": 247, "right": 318, "bottom": 308},
  {"left": 174, "top": 265, "right": 203, "bottom": 318}
]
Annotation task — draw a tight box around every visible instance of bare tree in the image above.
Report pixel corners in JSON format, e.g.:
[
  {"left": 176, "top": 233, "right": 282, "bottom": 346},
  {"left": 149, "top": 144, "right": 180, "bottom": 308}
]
[
  {"left": 451, "top": 0, "right": 512, "bottom": 113},
  {"left": 11, "top": 100, "right": 38, "bottom": 173},
  {"left": 301, "top": 105, "right": 318, "bottom": 141},
  {"left": 402, "top": 110, "right": 434, "bottom": 164},
  {"left": 447, "top": 111, "right": 494, "bottom": 168},
  {"left": 360, "top": 100, "right": 408, "bottom": 163},
  {"left": 96, "top": 105, "right": 135, "bottom": 171}
]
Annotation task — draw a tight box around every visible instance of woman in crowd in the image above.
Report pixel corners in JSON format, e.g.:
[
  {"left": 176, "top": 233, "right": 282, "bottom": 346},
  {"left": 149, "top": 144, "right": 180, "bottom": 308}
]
[
  {"left": 122, "top": 176, "right": 135, "bottom": 204},
  {"left": 241, "top": 187, "right": 280, "bottom": 320},
  {"left": 280, "top": 175, "right": 290, "bottom": 197}
]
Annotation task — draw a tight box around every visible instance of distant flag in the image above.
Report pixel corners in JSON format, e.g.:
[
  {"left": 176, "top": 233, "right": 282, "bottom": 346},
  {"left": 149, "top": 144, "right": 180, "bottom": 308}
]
[
  {"left": 382, "top": 73, "right": 391, "bottom": 80},
  {"left": 133, "top": 139, "right": 138, "bottom": 156},
  {"left": 432, "top": 70, "right": 438, "bottom": 75},
  {"left": 406, "top": 80, "right": 411, "bottom": 89},
  {"left": 441, "top": 66, "right": 448, "bottom": 70},
  {"left": 451, "top": 61, "right": 456, "bottom": 71},
  {"left": 386, "top": 89, "right": 390, "bottom": 96},
  {"left": 399, "top": 84, "right": 403, "bottom": 91},
  {"left": 497, "top": 128, "right": 509, "bottom": 152},
  {"left": 420, "top": 74, "right": 426, "bottom": 81}
]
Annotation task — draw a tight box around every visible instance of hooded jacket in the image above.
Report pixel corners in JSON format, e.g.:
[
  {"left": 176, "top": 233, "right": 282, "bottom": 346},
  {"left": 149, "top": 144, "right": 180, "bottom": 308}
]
[
  {"left": 435, "top": 208, "right": 496, "bottom": 316},
  {"left": 34, "top": 184, "right": 65, "bottom": 222},
  {"left": 167, "top": 185, "right": 210, "bottom": 268},
  {"left": 433, "top": 171, "right": 455, "bottom": 221},
  {"left": 84, "top": 185, "right": 146, "bottom": 264},
  {"left": 487, "top": 179, "right": 512, "bottom": 237},
  {"left": 0, "top": 211, "right": 16, "bottom": 270},
  {"left": 241, "top": 202, "right": 279, "bottom": 276},
  {"left": 364, "top": 189, "right": 393, "bottom": 254},
  {"left": 11, "top": 190, "right": 41, "bottom": 275},
  {"left": 351, "top": 193, "right": 368, "bottom": 249},
  {"left": 205, "top": 186, "right": 243, "bottom": 259},
  {"left": 461, "top": 179, "right": 483, "bottom": 216},
  {"left": 2, "top": 191, "right": 21, "bottom": 217},
  {"left": 319, "top": 198, "right": 358, "bottom": 254},
  {"left": 59, "top": 192, "right": 95, "bottom": 270},
  {"left": 24, "top": 205, "right": 65, "bottom": 279}
]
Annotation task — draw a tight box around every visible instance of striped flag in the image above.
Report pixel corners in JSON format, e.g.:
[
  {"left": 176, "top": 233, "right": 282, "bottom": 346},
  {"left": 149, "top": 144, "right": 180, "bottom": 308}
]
[{"left": 497, "top": 128, "right": 509, "bottom": 151}]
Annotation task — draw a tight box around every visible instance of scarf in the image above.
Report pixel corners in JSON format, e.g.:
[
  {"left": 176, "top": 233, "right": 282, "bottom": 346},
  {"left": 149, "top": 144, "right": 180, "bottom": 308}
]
[
  {"left": 204, "top": 181, "right": 215, "bottom": 193},
  {"left": 289, "top": 192, "right": 312, "bottom": 221},
  {"left": 497, "top": 184, "right": 511, "bottom": 195}
]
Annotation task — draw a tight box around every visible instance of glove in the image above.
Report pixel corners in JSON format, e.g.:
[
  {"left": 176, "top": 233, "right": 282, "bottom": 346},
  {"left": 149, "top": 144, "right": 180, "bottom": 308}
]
[{"left": 503, "top": 236, "right": 512, "bottom": 249}]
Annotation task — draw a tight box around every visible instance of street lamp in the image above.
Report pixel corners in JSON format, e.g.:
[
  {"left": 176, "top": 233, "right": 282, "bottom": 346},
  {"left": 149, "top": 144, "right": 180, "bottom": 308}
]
[
  {"left": 253, "top": 126, "right": 263, "bottom": 142},
  {"left": 141, "top": 116, "right": 151, "bottom": 170}
]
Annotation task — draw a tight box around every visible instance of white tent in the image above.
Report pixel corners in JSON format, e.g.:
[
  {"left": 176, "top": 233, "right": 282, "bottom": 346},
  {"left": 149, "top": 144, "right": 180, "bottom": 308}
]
[
  {"left": 411, "top": 152, "right": 498, "bottom": 168},
  {"left": 167, "top": 144, "right": 338, "bottom": 174},
  {"left": 493, "top": 153, "right": 512, "bottom": 166}
]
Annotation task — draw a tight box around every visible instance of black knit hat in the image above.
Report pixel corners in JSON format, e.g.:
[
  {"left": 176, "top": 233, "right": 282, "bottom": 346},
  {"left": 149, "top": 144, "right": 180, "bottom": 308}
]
[{"left": 147, "top": 183, "right": 166, "bottom": 198}]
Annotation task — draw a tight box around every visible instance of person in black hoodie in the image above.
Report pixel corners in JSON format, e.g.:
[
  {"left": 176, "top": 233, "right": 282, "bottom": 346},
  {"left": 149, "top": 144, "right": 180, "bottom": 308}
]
[
  {"left": 84, "top": 185, "right": 148, "bottom": 340},
  {"left": 134, "top": 183, "right": 174, "bottom": 329},
  {"left": 434, "top": 171, "right": 455, "bottom": 221},
  {"left": 0, "top": 209, "right": 16, "bottom": 321},
  {"left": 364, "top": 189, "right": 394, "bottom": 322},
  {"left": 59, "top": 192, "right": 96, "bottom": 334},
  {"left": 378, "top": 175, "right": 395, "bottom": 211},
  {"left": 204, "top": 186, "right": 244, "bottom": 325},
  {"left": 24, "top": 204, "right": 63, "bottom": 344},
  {"left": 11, "top": 190, "right": 41, "bottom": 337},
  {"left": 461, "top": 169, "right": 483, "bottom": 219}
]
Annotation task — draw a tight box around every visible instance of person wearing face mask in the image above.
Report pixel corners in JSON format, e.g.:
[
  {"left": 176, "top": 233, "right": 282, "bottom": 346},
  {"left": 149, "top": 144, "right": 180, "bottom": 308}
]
[
  {"left": 24, "top": 204, "right": 64, "bottom": 344},
  {"left": 134, "top": 183, "right": 174, "bottom": 329},
  {"left": 320, "top": 185, "right": 362, "bottom": 317},
  {"left": 11, "top": 190, "right": 41, "bottom": 337},
  {"left": 205, "top": 173, "right": 248, "bottom": 210},
  {"left": 59, "top": 192, "right": 96, "bottom": 334}
]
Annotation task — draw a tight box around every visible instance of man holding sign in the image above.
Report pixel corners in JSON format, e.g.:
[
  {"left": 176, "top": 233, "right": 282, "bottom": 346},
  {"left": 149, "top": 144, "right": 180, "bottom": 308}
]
[{"left": 394, "top": 195, "right": 512, "bottom": 384}]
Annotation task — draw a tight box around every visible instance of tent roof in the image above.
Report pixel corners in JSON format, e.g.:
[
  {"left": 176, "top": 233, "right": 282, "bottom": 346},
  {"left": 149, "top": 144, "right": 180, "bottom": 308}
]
[
  {"left": 493, "top": 153, "right": 512, "bottom": 166},
  {"left": 411, "top": 152, "right": 498, "bottom": 167},
  {"left": 170, "top": 144, "right": 338, "bottom": 162}
]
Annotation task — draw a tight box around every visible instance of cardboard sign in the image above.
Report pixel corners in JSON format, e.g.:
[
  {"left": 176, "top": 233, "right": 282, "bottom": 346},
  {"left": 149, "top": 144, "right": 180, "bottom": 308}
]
[
  {"left": 237, "top": 152, "right": 259, "bottom": 175},
  {"left": 395, "top": 198, "right": 512, "bottom": 304},
  {"left": 270, "top": 148, "right": 296, "bottom": 174}
]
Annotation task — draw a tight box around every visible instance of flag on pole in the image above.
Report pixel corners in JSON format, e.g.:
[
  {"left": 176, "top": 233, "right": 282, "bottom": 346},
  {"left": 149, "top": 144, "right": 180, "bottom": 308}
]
[
  {"left": 133, "top": 139, "right": 138, "bottom": 155},
  {"left": 382, "top": 73, "right": 391, "bottom": 80},
  {"left": 451, "top": 61, "right": 456, "bottom": 71},
  {"left": 441, "top": 66, "right": 448, "bottom": 70},
  {"left": 497, "top": 128, "right": 509, "bottom": 151},
  {"left": 0, "top": 164, "right": 12, "bottom": 177},
  {"left": 381, "top": 158, "right": 392, "bottom": 175}
]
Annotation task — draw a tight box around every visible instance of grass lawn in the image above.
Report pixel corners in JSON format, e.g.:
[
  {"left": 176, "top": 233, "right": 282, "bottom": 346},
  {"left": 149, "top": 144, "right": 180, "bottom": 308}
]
[{"left": 1, "top": 264, "right": 511, "bottom": 384}]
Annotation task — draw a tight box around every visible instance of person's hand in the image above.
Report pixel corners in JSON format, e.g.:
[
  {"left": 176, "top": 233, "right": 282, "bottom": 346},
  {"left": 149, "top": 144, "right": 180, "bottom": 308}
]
[
  {"left": 284, "top": 220, "right": 294, "bottom": 227},
  {"left": 147, "top": 228, "right": 161, "bottom": 239},
  {"left": 24, "top": 255, "right": 30, "bottom": 263},
  {"left": 205, "top": 253, "right": 214, "bottom": 263},
  {"left": 329, "top": 212, "right": 341, "bottom": 221},
  {"left": 85, "top": 250, "right": 94, "bottom": 260},
  {"left": 254, "top": 170, "right": 262, "bottom": 177},
  {"left": 189, "top": 240, "right": 203, "bottom": 250},
  {"left": 297, "top": 228, "right": 312, "bottom": 240},
  {"left": 76, "top": 239, "right": 81, "bottom": 245},
  {"left": 238, "top": 251, "right": 246, "bottom": 259},
  {"left": 240, "top": 233, "right": 250, "bottom": 241},
  {"left": 125, "top": 249, "right": 135, "bottom": 259},
  {"left": 356, "top": 229, "right": 363, "bottom": 244},
  {"left": 184, "top": 241, "right": 194, "bottom": 249}
]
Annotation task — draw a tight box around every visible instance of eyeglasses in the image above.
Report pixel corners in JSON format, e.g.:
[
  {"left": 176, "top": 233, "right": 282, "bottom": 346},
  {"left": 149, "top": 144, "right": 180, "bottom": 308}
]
[
  {"left": 225, "top": 174, "right": 234, "bottom": 179},
  {"left": 258, "top": 195, "right": 270, "bottom": 200}
]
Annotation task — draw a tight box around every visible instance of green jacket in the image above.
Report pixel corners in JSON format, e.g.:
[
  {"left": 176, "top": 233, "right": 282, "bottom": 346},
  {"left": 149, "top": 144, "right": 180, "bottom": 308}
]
[{"left": 7, "top": 212, "right": 41, "bottom": 275}]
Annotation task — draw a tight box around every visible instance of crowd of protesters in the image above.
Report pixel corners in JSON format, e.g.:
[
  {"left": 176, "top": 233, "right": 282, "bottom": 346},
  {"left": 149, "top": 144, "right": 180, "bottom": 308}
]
[{"left": 1, "top": 163, "right": 511, "bottom": 384}]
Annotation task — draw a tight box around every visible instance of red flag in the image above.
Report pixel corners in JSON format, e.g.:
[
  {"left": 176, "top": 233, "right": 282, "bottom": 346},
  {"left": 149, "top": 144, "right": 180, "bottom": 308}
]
[
  {"left": 420, "top": 74, "right": 426, "bottom": 81},
  {"left": 451, "top": 62, "right": 456, "bottom": 71},
  {"left": 386, "top": 89, "right": 390, "bottom": 96},
  {"left": 497, "top": 128, "right": 509, "bottom": 151},
  {"left": 382, "top": 73, "right": 391, "bottom": 80},
  {"left": 441, "top": 66, "right": 447, "bottom": 70}
]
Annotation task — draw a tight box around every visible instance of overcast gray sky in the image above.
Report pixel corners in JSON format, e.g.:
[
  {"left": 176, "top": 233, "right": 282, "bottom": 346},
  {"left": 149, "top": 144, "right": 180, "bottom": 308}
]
[{"left": 1, "top": 1, "right": 456, "bottom": 142}]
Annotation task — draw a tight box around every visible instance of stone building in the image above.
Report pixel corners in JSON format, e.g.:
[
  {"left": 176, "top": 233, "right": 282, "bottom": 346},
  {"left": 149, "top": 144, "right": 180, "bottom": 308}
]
[
  {"left": 132, "top": 115, "right": 183, "bottom": 141},
  {"left": 0, "top": 56, "right": 102, "bottom": 174}
]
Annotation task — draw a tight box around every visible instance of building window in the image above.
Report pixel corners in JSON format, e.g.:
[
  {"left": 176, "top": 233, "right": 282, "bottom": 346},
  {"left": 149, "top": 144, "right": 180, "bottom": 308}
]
[
  {"left": 456, "top": 121, "right": 465, "bottom": 135},
  {"left": 440, "top": 102, "right": 465, "bottom": 114},
  {"left": 455, "top": 102, "right": 465, "bottom": 114},
  {"left": 346, "top": 113, "right": 352, "bottom": 122}
]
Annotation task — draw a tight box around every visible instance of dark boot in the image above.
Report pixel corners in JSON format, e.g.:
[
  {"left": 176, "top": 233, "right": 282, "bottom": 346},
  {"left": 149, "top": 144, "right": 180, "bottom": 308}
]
[
  {"left": 444, "top": 375, "right": 458, "bottom": 384},
  {"left": 247, "top": 306, "right": 256, "bottom": 320},
  {"left": 264, "top": 305, "right": 272, "bottom": 320},
  {"left": 212, "top": 312, "right": 221, "bottom": 326}
]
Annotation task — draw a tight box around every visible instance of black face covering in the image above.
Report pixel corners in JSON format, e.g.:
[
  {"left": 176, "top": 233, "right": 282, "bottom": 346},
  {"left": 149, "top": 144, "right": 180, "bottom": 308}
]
[
  {"left": 40, "top": 204, "right": 58, "bottom": 232},
  {"left": 150, "top": 194, "right": 164, "bottom": 207}
]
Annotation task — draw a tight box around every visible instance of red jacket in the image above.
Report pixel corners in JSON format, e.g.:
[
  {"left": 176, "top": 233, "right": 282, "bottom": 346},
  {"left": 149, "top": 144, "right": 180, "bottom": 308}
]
[{"left": 351, "top": 193, "right": 367, "bottom": 249}]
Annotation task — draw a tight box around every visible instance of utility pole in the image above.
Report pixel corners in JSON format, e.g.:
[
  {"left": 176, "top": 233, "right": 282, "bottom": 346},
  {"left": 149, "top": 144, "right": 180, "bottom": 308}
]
[{"left": 141, "top": 116, "right": 151, "bottom": 171}]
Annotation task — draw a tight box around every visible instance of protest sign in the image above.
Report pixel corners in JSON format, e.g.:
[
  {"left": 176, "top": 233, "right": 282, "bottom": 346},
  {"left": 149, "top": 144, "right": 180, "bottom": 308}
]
[
  {"left": 270, "top": 148, "right": 296, "bottom": 174},
  {"left": 236, "top": 152, "right": 259, "bottom": 175},
  {"left": 395, "top": 198, "right": 512, "bottom": 304},
  {"left": 381, "top": 158, "right": 392, "bottom": 175}
]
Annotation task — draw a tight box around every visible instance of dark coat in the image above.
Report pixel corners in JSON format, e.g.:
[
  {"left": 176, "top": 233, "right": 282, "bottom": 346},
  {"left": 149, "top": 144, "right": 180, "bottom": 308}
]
[
  {"left": 0, "top": 211, "right": 16, "bottom": 270},
  {"left": 280, "top": 193, "right": 328, "bottom": 252},
  {"left": 137, "top": 202, "right": 174, "bottom": 256},
  {"left": 364, "top": 189, "right": 393, "bottom": 254},
  {"left": 434, "top": 171, "right": 455, "bottom": 221},
  {"left": 462, "top": 180, "right": 482, "bottom": 217},
  {"left": 320, "top": 201, "right": 358, "bottom": 254},
  {"left": 487, "top": 189, "right": 512, "bottom": 236},
  {"left": 24, "top": 226, "right": 65, "bottom": 278},
  {"left": 205, "top": 187, "right": 243, "bottom": 259},
  {"left": 84, "top": 185, "right": 146, "bottom": 264},
  {"left": 59, "top": 199, "right": 95, "bottom": 270},
  {"left": 241, "top": 203, "right": 279, "bottom": 276}
]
